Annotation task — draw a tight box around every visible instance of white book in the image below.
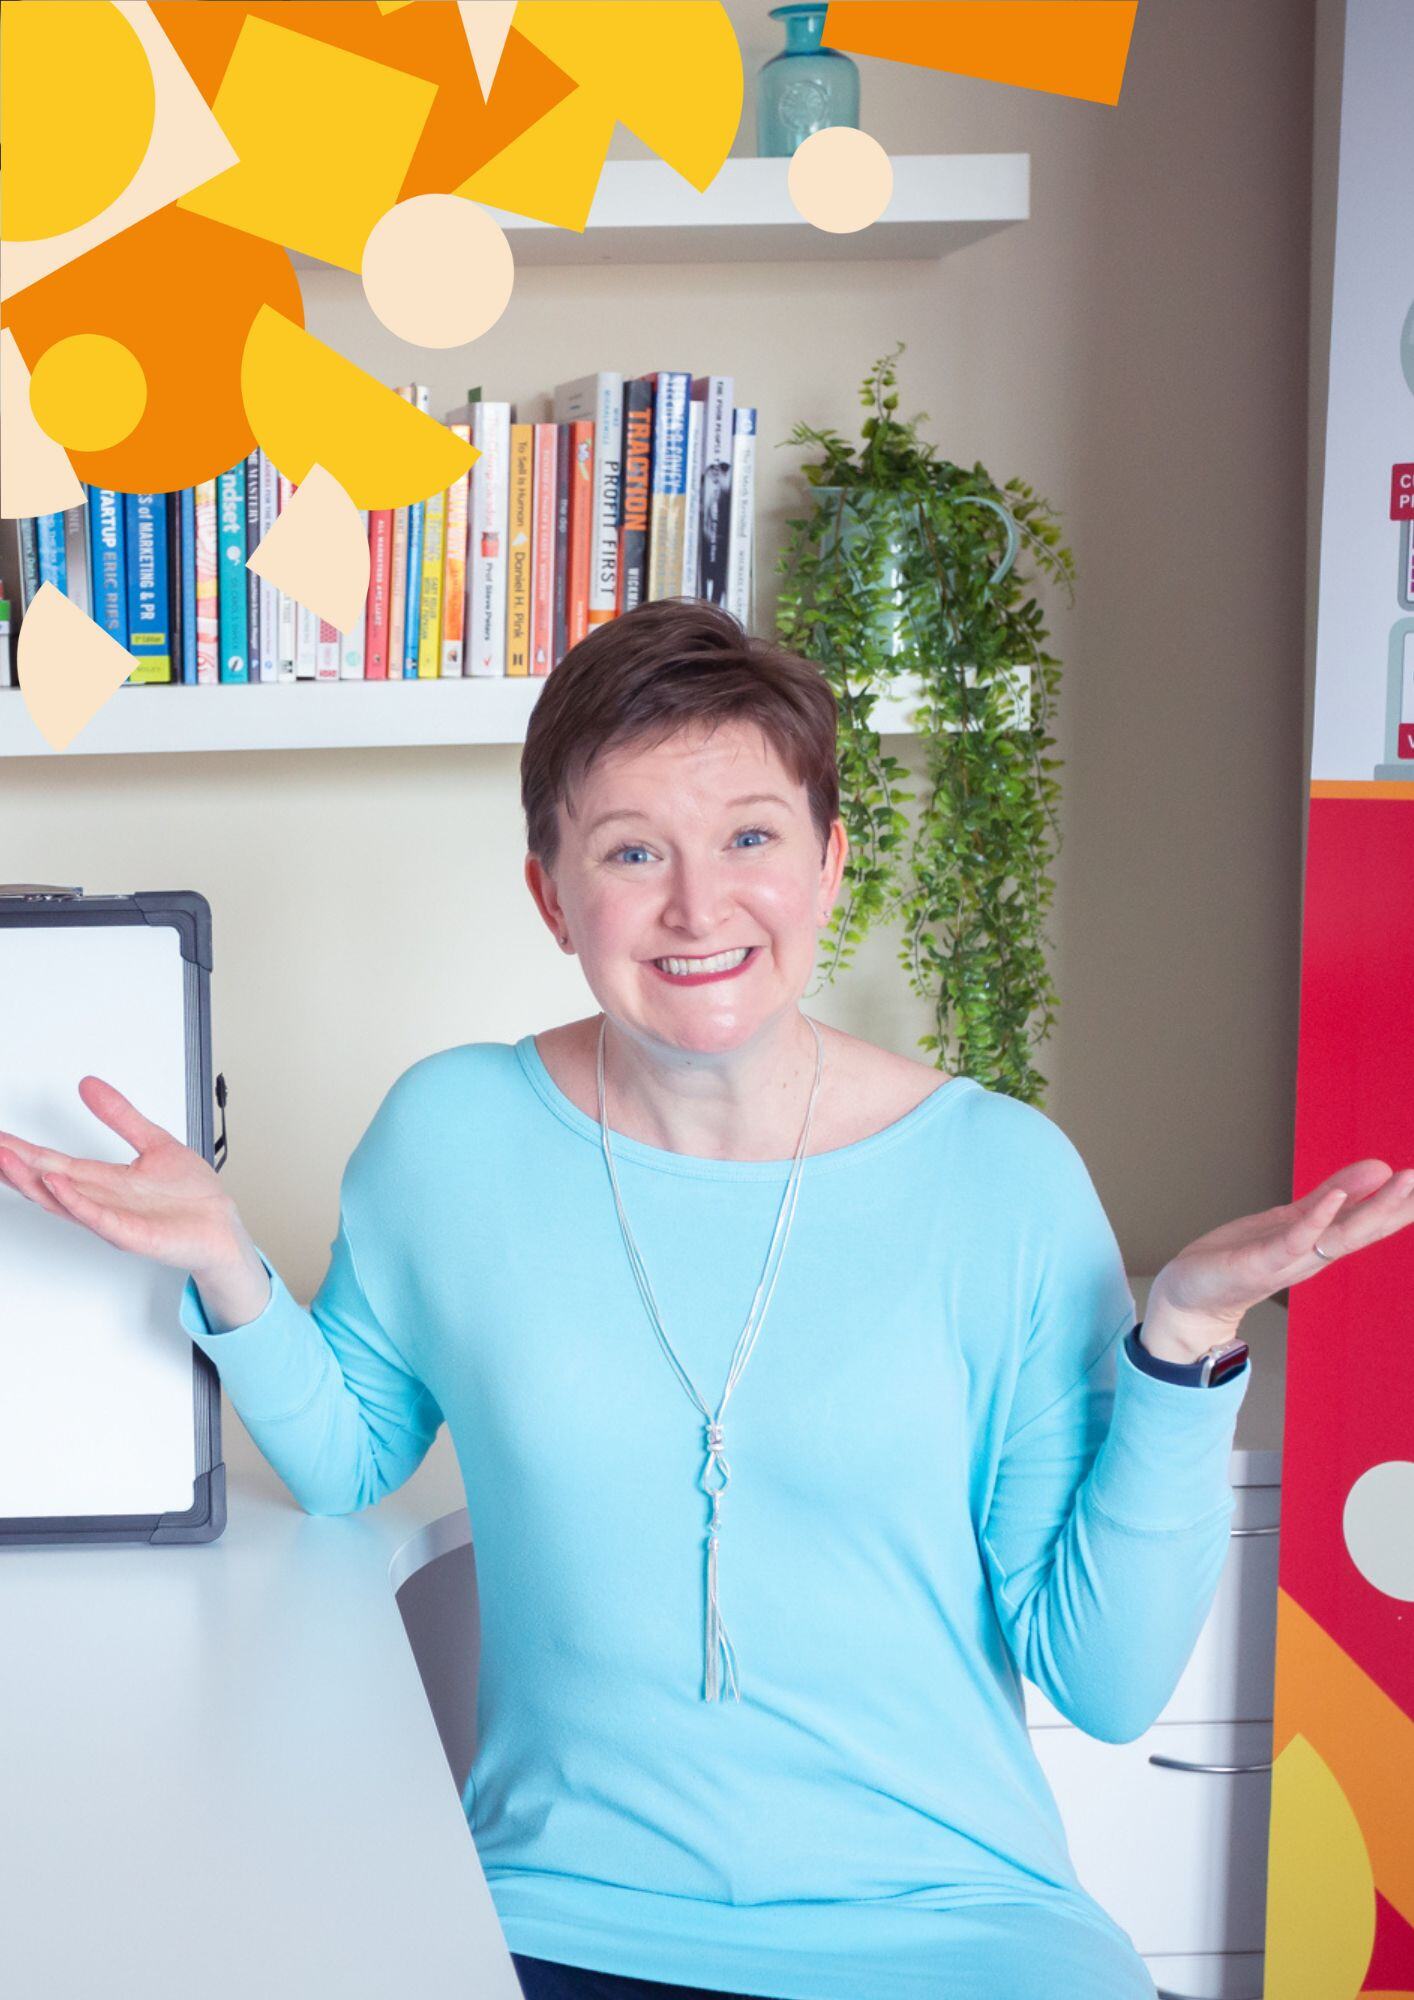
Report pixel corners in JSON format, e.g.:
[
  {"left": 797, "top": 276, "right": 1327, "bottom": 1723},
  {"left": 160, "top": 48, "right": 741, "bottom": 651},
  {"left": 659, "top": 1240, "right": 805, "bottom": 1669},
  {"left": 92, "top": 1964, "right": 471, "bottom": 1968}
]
[
  {"left": 276, "top": 474, "right": 296, "bottom": 681},
  {"left": 257, "top": 450, "right": 279, "bottom": 682},
  {"left": 681, "top": 399, "right": 705, "bottom": 597},
  {"left": 341, "top": 511, "right": 370, "bottom": 677},
  {"left": 295, "top": 600, "right": 318, "bottom": 679},
  {"left": 62, "top": 505, "right": 91, "bottom": 617},
  {"left": 724, "top": 407, "right": 756, "bottom": 629},
  {"left": 554, "top": 370, "right": 623, "bottom": 624},
  {"left": 316, "top": 616, "right": 340, "bottom": 680},
  {"left": 690, "top": 375, "right": 734, "bottom": 604},
  {"left": 464, "top": 401, "right": 511, "bottom": 677}
]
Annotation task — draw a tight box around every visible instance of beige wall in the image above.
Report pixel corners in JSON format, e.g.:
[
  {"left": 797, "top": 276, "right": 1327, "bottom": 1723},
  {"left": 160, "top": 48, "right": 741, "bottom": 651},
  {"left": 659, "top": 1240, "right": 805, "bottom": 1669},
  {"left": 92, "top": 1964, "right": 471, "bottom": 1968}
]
[{"left": 0, "top": 0, "right": 1319, "bottom": 1293}]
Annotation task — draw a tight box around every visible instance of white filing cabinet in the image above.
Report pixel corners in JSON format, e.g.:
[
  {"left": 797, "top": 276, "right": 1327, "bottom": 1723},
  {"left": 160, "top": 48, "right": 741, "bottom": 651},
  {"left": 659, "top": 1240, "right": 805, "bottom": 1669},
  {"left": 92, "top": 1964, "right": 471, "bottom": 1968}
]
[{"left": 1022, "top": 1286, "right": 1285, "bottom": 2000}]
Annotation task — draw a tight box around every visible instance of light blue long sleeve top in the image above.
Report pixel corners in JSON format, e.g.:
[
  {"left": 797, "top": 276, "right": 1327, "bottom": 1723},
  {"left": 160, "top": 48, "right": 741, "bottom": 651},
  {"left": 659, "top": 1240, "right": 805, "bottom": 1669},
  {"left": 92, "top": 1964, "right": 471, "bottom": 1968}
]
[{"left": 179, "top": 1036, "right": 1251, "bottom": 2000}]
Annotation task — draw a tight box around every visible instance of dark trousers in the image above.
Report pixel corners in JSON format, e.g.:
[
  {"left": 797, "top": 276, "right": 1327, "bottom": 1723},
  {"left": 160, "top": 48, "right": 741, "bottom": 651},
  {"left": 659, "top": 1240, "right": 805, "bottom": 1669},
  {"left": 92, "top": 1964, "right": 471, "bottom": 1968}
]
[{"left": 511, "top": 1952, "right": 779, "bottom": 2000}]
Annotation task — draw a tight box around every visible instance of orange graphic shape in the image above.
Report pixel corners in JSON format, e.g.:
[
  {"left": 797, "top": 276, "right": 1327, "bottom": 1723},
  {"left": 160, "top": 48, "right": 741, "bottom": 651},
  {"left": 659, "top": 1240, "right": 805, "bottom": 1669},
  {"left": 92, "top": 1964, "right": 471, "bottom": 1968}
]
[
  {"left": 150, "top": 2, "right": 575, "bottom": 224},
  {"left": 823, "top": 2, "right": 1138, "bottom": 107},
  {"left": 176, "top": 12, "right": 437, "bottom": 270},
  {"left": 241, "top": 305, "right": 476, "bottom": 509},
  {"left": 1, "top": 205, "right": 303, "bottom": 493},
  {"left": 246, "top": 464, "right": 370, "bottom": 635},
  {"left": 1273, "top": 1588, "right": 1414, "bottom": 1929},
  {"left": 17, "top": 585, "right": 139, "bottom": 750},
  {"left": 0, "top": 329, "right": 86, "bottom": 520}
]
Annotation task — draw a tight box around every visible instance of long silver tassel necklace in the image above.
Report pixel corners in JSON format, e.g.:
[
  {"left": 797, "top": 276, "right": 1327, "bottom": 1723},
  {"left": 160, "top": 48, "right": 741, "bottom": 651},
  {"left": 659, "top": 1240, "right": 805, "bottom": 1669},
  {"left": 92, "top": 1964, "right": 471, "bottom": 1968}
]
[{"left": 596, "top": 1012, "right": 825, "bottom": 1703}]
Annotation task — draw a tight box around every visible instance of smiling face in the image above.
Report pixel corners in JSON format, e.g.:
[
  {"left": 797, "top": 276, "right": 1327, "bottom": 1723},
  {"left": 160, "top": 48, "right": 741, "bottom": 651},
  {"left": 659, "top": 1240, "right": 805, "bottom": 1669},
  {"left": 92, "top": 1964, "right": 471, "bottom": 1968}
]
[{"left": 525, "top": 717, "right": 847, "bottom": 1058}]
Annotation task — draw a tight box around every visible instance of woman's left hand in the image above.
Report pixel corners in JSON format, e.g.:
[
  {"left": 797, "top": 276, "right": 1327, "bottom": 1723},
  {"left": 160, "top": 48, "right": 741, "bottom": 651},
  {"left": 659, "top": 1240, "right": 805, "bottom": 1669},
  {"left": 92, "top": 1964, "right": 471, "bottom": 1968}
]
[{"left": 1145, "top": 1159, "right": 1414, "bottom": 1359}]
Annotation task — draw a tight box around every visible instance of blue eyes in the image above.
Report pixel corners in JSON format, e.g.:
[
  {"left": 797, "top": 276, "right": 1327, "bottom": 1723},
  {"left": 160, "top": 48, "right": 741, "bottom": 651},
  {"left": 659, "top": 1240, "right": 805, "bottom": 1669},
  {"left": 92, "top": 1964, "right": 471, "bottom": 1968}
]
[{"left": 610, "top": 826, "right": 774, "bottom": 865}]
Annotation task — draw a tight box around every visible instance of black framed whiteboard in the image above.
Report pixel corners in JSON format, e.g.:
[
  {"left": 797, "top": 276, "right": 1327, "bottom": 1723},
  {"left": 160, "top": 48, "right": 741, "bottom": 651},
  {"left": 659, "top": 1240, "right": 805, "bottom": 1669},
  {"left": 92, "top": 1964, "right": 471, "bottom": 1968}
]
[{"left": 0, "top": 887, "right": 225, "bottom": 1548}]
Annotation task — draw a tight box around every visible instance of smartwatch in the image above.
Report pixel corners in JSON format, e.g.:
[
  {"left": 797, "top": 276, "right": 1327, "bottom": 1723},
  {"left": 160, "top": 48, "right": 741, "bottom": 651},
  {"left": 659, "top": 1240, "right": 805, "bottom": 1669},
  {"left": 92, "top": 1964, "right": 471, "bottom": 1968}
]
[{"left": 1124, "top": 1322, "right": 1249, "bottom": 1388}]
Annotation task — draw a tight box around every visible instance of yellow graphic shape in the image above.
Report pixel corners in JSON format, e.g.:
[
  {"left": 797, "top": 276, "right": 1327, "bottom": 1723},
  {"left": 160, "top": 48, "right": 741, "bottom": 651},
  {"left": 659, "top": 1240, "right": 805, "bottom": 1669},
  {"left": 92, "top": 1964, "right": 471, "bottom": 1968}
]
[
  {"left": 28, "top": 334, "right": 148, "bottom": 453},
  {"left": 1265, "top": 1734, "right": 1375, "bottom": 2000},
  {"left": 177, "top": 13, "right": 438, "bottom": 271},
  {"left": 0, "top": 328, "right": 85, "bottom": 519},
  {"left": 361, "top": 195, "right": 515, "bottom": 348},
  {"left": 1, "top": 0, "right": 155, "bottom": 241},
  {"left": 16, "top": 584, "right": 138, "bottom": 750},
  {"left": 246, "top": 463, "right": 370, "bottom": 635},
  {"left": 788, "top": 128, "right": 894, "bottom": 234},
  {"left": 1272, "top": 1589, "right": 1414, "bottom": 1927},
  {"left": 241, "top": 305, "right": 477, "bottom": 509},
  {"left": 461, "top": 1, "right": 742, "bottom": 231},
  {"left": 1, "top": 0, "right": 239, "bottom": 305},
  {"left": 457, "top": 1, "right": 518, "bottom": 99}
]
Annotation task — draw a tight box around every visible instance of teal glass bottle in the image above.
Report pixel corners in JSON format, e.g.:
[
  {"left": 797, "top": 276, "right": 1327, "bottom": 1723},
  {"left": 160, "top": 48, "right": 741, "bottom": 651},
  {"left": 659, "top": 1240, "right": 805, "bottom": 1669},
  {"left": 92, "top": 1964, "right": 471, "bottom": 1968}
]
[{"left": 756, "top": 3, "right": 861, "bottom": 157}]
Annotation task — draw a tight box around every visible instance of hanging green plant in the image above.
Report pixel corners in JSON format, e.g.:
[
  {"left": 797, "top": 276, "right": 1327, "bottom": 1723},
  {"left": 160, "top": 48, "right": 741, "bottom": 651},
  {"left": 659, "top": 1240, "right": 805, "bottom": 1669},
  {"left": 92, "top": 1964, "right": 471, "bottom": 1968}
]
[{"left": 775, "top": 343, "right": 1076, "bottom": 1106}]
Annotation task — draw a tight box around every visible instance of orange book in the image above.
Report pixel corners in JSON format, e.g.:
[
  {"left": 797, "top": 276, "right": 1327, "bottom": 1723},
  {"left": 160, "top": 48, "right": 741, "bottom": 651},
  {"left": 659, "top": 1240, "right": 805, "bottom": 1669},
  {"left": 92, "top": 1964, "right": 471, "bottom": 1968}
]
[
  {"left": 529, "top": 422, "right": 558, "bottom": 676},
  {"left": 567, "top": 419, "right": 594, "bottom": 650}
]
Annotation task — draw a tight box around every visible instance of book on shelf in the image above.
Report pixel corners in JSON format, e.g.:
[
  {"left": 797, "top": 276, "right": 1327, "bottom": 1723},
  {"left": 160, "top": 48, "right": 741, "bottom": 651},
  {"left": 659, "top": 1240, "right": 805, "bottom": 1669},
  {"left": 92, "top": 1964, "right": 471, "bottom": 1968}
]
[
  {"left": 567, "top": 419, "right": 594, "bottom": 650},
  {"left": 87, "top": 488, "right": 127, "bottom": 646},
  {"left": 691, "top": 374, "right": 734, "bottom": 604},
  {"left": 506, "top": 422, "right": 533, "bottom": 677},
  {"left": 554, "top": 371, "right": 623, "bottom": 627},
  {"left": 724, "top": 407, "right": 757, "bottom": 629},
  {"left": 215, "top": 465, "right": 247, "bottom": 683},
  {"left": 465, "top": 399, "right": 510, "bottom": 680},
  {"left": 529, "top": 421, "right": 559, "bottom": 677},
  {"left": 440, "top": 431, "right": 471, "bottom": 676},
  {"left": 125, "top": 493, "right": 171, "bottom": 683},
  {"left": 2, "top": 362, "right": 757, "bottom": 699},
  {"left": 617, "top": 375, "right": 653, "bottom": 615},
  {"left": 195, "top": 480, "right": 219, "bottom": 684},
  {"left": 645, "top": 370, "right": 691, "bottom": 603},
  {"left": 552, "top": 422, "right": 571, "bottom": 666}
]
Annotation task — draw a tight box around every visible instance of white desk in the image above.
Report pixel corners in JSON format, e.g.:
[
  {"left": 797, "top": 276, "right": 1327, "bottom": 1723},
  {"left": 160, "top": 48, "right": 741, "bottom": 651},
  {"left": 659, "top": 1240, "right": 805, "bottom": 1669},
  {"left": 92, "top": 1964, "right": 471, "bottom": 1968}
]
[
  {"left": 0, "top": 1417, "right": 523, "bottom": 2000},
  {"left": 2, "top": 1282, "right": 1285, "bottom": 2000}
]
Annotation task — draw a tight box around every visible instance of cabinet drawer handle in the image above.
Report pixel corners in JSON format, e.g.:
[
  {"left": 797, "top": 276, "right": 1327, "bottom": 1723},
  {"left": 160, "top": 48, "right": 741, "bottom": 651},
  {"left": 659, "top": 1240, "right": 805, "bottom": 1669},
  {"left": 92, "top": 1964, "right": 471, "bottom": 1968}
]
[
  {"left": 1231, "top": 1522, "right": 1279, "bottom": 1537},
  {"left": 1148, "top": 1754, "right": 1273, "bottom": 1774},
  {"left": 1155, "top": 1990, "right": 1261, "bottom": 1999}
]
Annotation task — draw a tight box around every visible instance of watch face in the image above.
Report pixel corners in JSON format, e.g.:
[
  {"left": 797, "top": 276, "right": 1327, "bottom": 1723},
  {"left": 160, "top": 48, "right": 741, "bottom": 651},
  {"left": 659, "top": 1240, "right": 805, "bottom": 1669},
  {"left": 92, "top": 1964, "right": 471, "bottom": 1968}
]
[{"left": 1204, "top": 1340, "right": 1250, "bottom": 1387}]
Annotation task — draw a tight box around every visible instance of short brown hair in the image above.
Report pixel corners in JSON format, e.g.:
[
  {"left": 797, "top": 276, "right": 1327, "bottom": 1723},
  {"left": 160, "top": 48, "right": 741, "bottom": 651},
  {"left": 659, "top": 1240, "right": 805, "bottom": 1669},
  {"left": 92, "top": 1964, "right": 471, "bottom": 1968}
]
[{"left": 520, "top": 598, "right": 840, "bottom": 870}]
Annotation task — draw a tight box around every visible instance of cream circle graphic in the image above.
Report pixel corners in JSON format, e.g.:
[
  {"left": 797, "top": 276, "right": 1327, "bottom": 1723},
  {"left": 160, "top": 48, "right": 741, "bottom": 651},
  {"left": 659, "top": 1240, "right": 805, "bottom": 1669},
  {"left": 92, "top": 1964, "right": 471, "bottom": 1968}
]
[
  {"left": 787, "top": 127, "right": 894, "bottom": 235},
  {"left": 360, "top": 194, "right": 515, "bottom": 348},
  {"left": 1342, "top": 1459, "right": 1414, "bottom": 1601}
]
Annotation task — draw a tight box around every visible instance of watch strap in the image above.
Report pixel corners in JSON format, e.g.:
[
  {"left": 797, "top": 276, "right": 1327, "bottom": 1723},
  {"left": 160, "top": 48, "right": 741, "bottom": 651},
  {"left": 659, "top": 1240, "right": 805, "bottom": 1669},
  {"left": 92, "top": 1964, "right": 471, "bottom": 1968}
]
[{"left": 1125, "top": 1322, "right": 1250, "bottom": 1388}]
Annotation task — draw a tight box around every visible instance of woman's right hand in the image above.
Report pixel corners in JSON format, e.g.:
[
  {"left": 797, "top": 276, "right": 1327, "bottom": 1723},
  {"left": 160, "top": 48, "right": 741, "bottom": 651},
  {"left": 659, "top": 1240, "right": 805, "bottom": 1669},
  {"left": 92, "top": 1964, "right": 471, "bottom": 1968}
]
[{"left": 0, "top": 1073, "right": 254, "bottom": 1285}]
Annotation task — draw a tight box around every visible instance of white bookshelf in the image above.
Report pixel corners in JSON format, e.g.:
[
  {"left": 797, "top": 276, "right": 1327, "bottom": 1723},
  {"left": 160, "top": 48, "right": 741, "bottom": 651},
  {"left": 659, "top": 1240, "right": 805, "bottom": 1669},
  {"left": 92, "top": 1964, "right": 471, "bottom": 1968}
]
[
  {"left": 290, "top": 154, "right": 1030, "bottom": 270},
  {"left": 0, "top": 672, "right": 939, "bottom": 759},
  {"left": 2, "top": 154, "right": 1031, "bottom": 760}
]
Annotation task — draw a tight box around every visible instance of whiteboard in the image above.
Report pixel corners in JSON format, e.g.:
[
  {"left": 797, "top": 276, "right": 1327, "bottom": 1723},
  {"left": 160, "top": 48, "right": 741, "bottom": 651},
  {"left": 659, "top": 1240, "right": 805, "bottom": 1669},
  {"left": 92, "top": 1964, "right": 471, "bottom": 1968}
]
[{"left": 0, "top": 921, "right": 199, "bottom": 1517}]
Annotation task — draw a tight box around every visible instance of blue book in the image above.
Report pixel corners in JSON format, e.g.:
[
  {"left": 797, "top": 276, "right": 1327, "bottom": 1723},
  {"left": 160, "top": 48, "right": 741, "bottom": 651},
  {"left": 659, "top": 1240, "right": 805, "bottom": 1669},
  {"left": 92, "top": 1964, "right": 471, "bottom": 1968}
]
[
  {"left": 216, "top": 463, "right": 248, "bottom": 683},
  {"left": 86, "top": 488, "right": 127, "bottom": 642},
  {"left": 123, "top": 493, "right": 171, "bottom": 682},
  {"left": 179, "top": 487, "right": 198, "bottom": 684},
  {"left": 36, "top": 513, "right": 68, "bottom": 595},
  {"left": 403, "top": 497, "right": 424, "bottom": 677}
]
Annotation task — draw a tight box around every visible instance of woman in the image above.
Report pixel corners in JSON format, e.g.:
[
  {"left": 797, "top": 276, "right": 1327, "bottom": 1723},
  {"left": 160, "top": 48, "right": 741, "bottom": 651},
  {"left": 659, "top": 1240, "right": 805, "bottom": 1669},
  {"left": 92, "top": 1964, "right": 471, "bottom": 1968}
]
[{"left": 1, "top": 599, "right": 1409, "bottom": 2000}]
